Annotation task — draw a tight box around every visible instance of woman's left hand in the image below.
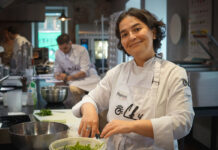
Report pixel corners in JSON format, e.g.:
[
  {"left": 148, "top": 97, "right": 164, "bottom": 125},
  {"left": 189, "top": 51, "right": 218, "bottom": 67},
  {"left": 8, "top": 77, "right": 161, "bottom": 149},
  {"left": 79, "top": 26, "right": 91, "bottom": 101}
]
[{"left": 100, "top": 120, "right": 133, "bottom": 138}]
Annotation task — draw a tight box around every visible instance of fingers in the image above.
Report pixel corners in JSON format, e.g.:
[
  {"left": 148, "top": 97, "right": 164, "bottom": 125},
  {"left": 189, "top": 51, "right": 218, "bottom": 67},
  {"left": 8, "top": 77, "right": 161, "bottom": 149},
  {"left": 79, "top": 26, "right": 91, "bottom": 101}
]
[
  {"left": 56, "top": 73, "right": 67, "bottom": 80},
  {"left": 78, "top": 121, "right": 99, "bottom": 138},
  {"left": 100, "top": 123, "right": 113, "bottom": 138},
  {"left": 102, "top": 128, "right": 117, "bottom": 138},
  {"left": 78, "top": 121, "right": 83, "bottom": 135},
  {"left": 91, "top": 123, "right": 100, "bottom": 138}
]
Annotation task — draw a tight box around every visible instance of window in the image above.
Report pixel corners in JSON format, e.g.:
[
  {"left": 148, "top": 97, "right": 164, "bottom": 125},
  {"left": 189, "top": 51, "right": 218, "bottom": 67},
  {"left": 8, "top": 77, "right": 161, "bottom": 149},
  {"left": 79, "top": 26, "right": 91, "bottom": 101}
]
[
  {"left": 94, "top": 40, "right": 108, "bottom": 59},
  {"left": 32, "top": 7, "right": 68, "bottom": 62}
]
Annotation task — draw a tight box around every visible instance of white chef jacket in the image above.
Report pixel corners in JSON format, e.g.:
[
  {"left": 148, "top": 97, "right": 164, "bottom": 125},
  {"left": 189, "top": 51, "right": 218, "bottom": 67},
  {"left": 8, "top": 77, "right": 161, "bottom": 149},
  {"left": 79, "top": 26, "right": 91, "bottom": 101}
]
[
  {"left": 72, "top": 57, "right": 195, "bottom": 150},
  {"left": 54, "top": 44, "right": 100, "bottom": 91},
  {"left": 13, "top": 34, "right": 31, "bottom": 54},
  {"left": 11, "top": 34, "right": 31, "bottom": 72}
]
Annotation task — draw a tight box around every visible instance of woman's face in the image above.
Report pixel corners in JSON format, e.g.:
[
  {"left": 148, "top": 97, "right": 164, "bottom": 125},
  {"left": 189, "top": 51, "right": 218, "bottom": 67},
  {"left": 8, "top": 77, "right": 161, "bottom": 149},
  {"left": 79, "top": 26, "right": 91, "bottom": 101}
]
[{"left": 119, "top": 15, "right": 155, "bottom": 61}]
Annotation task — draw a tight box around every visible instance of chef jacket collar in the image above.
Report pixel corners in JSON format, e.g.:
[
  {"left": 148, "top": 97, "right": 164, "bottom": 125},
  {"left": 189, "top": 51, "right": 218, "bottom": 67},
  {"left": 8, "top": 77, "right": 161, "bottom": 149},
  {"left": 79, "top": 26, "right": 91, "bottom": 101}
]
[{"left": 132, "top": 56, "right": 156, "bottom": 68}]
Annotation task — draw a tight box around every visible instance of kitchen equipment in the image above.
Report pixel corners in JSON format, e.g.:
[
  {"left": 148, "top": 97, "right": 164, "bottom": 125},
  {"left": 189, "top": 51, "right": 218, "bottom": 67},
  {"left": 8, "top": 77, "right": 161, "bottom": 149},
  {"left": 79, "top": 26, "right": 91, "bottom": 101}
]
[
  {"left": 9, "top": 121, "right": 69, "bottom": 150},
  {"left": 36, "top": 65, "right": 51, "bottom": 74},
  {"left": 5, "top": 90, "right": 22, "bottom": 112},
  {"left": 0, "top": 115, "right": 31, "bottom": 144},
  {"left": 40, "top": 86, "right": 68, "bottom": 103},
  {"left": 33, "top": 109, "right": 81, "bottom": 138},
  {"left": 49, "top": 137, "right": 106, "bottom": 150},
  {"left": 33, "top": 47, "right": 48, "bottom": 65}
]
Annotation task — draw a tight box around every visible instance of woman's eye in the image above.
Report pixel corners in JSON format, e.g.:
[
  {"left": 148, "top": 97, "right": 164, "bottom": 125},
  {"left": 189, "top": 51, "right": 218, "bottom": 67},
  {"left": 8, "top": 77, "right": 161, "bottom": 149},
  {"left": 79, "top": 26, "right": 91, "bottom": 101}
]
[
  {"left": 134, "top": 27, "right": 141, "bottom": 32},
  {"left": 121, "top": 33, "right": 128, "bottom": 38}
]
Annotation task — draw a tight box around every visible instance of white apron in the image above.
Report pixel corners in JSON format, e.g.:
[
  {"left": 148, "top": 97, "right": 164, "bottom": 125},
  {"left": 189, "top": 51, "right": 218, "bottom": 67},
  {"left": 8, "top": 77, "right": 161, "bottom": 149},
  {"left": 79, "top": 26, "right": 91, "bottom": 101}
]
[
  {"left": 68, "top": 68, "right": 100, "bottom": 92},
  {"left": 106, "top": 58, "right": 176, "bottom": 150}
]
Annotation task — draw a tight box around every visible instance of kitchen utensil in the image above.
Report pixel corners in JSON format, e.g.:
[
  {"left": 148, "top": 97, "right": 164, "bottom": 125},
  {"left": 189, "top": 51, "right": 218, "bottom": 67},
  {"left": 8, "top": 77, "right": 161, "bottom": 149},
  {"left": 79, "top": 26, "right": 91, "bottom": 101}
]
[
  {"left": 49, "top": 137, "right": 106, "bottom": 150},
  {"left": 40, "top": 86, "right": 68, "bottom": 103},
  {"left": 9, "top": 121, "right": 69, "bottom": 150},
  {"left": 33, "top": 109, "right": 81, "bottom": 137},
  {"left": 5, "top": 90, "right": 22, "bottom": 112},
  {"left": 0, "top": 115, "right": 31, "bottom": 144}
]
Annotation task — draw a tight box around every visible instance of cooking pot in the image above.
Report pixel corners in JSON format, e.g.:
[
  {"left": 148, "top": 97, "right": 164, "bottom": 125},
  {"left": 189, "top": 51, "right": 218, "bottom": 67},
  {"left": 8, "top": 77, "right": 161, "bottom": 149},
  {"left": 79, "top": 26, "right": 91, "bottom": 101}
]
[
  {"left": 40, "top": 86, "right": 68, "bottom": 103},
  {"left": 9, "top": 121, "right": 69, "bottom": 150}
]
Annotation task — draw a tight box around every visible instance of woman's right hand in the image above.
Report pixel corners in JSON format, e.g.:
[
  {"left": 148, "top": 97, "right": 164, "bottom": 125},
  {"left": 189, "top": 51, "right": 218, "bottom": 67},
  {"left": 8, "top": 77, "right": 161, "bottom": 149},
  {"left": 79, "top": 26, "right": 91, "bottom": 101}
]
[{"left": 78, "top": 102, "right": 100, "bottom": 138}]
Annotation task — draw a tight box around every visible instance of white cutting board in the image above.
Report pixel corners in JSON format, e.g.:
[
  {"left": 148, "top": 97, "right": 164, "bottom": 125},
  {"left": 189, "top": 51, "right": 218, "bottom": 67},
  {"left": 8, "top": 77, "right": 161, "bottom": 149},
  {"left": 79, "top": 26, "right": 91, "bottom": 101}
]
[{"left": 33, "top": 109, "right": 81, "bottom": 137}]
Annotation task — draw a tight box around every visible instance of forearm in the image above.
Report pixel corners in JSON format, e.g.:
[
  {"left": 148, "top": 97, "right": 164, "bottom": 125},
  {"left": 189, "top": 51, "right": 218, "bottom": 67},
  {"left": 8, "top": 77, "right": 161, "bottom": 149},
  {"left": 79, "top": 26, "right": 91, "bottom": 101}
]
[
  {"left": 81, "top": 102, "right": 97, "bottom": 116},
  {"left": 67, "top": 71, "right": 86, "bottom": 81},
  {"left": 132, "top": 120, "right": 154, "bottom": 138}
]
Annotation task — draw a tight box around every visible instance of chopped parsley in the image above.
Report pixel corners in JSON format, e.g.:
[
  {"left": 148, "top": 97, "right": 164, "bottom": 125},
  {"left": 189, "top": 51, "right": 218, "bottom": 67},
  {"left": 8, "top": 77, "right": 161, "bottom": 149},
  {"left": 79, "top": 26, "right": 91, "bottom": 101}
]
[
  {"left": 36, "top": 109, "right": 52, "bottom": 116},
  {"left": 62, "top": 141, "right": 104, "bottom": 150}
]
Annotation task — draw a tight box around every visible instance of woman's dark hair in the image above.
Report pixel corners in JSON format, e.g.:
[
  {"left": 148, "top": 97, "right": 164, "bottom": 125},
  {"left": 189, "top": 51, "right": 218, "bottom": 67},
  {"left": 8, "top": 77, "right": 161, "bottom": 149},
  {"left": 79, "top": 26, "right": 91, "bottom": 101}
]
[
  {"left": 56, "top": 33, "right": 71, "bottom": 45},
  {"left": 115, "top": 8, "right": 165, "bottom": 54}
]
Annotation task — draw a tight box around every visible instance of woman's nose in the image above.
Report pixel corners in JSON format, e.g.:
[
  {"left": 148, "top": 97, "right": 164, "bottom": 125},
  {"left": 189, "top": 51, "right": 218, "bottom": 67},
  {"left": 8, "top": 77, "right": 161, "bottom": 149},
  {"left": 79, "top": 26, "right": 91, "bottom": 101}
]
[{"left": 129, "top": 32, "right": 136, "bottom": 40}]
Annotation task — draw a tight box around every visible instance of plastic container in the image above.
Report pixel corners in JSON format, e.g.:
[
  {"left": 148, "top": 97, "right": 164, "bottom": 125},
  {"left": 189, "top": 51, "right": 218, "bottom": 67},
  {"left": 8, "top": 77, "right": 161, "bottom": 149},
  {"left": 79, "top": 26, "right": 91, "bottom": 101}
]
[
  {"left": 49, "top": 137, "right": 106, "bottom": 150},
  {"left": 27, "top": 81, "right": 37, "bottom": 107}
]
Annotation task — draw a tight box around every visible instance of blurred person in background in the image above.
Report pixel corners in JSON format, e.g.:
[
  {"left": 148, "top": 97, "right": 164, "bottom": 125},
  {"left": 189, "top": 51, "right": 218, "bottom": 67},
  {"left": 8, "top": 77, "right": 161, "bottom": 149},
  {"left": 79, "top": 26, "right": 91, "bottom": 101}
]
[
  {"left": 54, "top": 33, "right": 100, "bottom": 107},
  {"left": 0, "top": 28, "right": 14, "bottom": 65},
  {"left": 6, "top": 26, "right": 32, "bottom": 74}
]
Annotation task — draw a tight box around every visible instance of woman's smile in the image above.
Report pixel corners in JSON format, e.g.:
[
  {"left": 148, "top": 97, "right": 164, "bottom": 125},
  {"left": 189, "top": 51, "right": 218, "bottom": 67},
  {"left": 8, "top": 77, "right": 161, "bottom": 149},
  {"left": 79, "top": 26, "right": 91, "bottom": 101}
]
[{"left": 128, "top": 41, "right": 142, "bottom": 48}]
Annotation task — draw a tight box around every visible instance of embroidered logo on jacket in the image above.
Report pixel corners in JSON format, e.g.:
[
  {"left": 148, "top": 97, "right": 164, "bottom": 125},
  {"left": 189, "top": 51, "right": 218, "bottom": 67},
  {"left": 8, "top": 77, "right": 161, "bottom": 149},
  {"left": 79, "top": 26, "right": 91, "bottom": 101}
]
[
  {"left": 114, "top": 104, "right": 144, "bottom": 120},
  {"left": 182, "top": 78, "right": 190, "bottom": 86}
]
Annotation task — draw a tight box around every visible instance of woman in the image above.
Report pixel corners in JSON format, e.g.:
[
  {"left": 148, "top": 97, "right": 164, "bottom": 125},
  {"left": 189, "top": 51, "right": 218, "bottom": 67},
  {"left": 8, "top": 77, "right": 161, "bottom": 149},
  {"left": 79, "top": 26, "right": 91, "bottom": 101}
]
[{"left": 72, "top": 8, "right": 194, "bottom": 150}]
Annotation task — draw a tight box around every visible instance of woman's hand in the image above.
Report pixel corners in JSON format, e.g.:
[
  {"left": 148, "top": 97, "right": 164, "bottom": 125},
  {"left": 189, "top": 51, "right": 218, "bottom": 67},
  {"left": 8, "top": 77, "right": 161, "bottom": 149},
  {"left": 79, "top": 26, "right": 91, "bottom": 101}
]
[
  {"left": 78, "top": 103, "right": 100, "bottom": 138},
  {"left": 100, "top": 120, "right": 133, "bottom": 138},
  {"left": 101, "top": 120, "right": 154, "bottom": 139}
]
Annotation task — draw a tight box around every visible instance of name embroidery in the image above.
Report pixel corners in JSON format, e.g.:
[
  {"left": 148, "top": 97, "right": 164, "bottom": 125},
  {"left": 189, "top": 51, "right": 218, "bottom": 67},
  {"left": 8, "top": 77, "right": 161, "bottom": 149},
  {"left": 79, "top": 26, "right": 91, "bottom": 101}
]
[{"left": 114, "top": 104, "right": 144, "bottom": 120}]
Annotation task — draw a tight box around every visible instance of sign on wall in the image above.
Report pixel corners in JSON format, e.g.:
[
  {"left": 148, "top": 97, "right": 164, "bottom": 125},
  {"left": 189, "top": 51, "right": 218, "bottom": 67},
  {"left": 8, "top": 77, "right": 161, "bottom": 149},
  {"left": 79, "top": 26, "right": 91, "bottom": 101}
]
[{"left": 188, "top": 0, "right": 212, "bottom": 59}]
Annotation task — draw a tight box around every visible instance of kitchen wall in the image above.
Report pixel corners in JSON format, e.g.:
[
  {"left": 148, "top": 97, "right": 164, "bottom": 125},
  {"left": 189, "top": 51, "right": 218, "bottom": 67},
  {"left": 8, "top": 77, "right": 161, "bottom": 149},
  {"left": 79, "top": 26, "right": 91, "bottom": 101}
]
[
  {"left": 167, "top": 0, "right": 189, "bottom": 62},
  {"left": 167, "top": 0, "right": 218, "bottom": 62},
  {"left": 0, "top": 0, "right": 127, "bottom": 43},
  {"left": 167, "top": 0, "right": 218, "bottom": 148}
]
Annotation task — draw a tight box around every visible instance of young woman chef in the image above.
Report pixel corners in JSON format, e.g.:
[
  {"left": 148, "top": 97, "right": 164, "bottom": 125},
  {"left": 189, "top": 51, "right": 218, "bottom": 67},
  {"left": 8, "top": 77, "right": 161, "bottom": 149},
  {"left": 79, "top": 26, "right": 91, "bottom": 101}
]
[{"left": 72, "top": 8, "right": 195, "bottom": 150}]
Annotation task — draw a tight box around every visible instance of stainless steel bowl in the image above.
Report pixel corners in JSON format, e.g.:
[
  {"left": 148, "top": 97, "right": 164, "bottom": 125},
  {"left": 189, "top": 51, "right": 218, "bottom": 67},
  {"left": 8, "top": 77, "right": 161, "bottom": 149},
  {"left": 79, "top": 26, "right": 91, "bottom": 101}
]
[
  {"left": 9, "top": 122, "right": 69, "bottom": 150},
  {"left": 40, "top": 86, "right": 68, "bottom": 103}
]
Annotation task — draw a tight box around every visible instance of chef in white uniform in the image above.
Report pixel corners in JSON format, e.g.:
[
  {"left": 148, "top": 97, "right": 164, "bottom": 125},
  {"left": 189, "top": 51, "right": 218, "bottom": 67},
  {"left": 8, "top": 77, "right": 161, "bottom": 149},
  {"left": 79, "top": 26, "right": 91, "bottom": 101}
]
[
  {"left": 54, "top": 33, "right": 100, "bottom": 106},
  {"left": 6, "top": 26, "right": 31, "bottom": 73},
  {"left": 72, "top": 8, "right": 194, "bottom": 150}
]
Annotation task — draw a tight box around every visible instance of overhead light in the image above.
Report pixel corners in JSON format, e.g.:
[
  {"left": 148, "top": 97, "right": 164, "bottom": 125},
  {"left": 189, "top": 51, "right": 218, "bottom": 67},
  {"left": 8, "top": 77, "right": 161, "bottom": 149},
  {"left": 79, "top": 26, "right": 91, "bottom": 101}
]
[{"left": 58, "top": 11, "right": 71, "bottom": 21}]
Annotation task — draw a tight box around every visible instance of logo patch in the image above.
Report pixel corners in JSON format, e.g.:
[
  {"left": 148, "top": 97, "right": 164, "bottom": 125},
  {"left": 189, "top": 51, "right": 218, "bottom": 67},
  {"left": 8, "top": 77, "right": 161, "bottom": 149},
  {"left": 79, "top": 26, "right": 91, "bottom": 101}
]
[{"left": 182, "top": 78, "right": 189, "bottom": 86}]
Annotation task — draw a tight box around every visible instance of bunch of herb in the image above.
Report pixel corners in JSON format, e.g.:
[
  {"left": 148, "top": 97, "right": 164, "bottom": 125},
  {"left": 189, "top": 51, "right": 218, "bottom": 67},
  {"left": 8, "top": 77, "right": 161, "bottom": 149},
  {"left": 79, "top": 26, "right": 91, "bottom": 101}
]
[{"left": 36, "top": 109, "right": 52, "bottom": 116}]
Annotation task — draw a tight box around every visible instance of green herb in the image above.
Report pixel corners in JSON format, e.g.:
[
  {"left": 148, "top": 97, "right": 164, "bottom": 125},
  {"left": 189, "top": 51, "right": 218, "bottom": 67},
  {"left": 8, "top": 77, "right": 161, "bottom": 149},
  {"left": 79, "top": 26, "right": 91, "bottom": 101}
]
[
  {"left": 36, "top": 109, "right": 52, "bottom": 116},
  {"left": 62, "top": 141, "right": 104, "bottom": 150}
]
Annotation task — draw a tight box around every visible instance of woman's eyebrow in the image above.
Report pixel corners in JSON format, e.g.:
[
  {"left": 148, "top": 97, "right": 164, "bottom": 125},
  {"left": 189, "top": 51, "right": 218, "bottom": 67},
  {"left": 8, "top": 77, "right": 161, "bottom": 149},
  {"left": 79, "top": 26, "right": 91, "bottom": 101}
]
[
  {"left": 120, "top": 23, "right": 142, "bottom": 34},
  {"left": 120, "top": 23, "right": 141, "bottom": 34}
]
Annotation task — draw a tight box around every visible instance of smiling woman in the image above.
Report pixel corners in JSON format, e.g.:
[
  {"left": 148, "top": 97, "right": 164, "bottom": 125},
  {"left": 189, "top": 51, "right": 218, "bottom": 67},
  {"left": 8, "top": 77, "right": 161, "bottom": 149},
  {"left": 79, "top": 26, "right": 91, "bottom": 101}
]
[
  {"left": 72, "top": 8, "right": 194, "bottom": 150},
  {"left": 118, "top": 16, "right": 155, "bottom": 66}
]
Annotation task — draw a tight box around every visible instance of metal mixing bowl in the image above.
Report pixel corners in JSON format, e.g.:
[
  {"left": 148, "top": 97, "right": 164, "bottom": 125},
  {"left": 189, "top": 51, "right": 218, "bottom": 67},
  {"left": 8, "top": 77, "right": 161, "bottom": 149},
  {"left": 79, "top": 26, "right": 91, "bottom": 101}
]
[
  {"left": 40, "top": 86, "right": 68, "bottom": 103},
  {"left": 9, "top": 122, "right": 69, "bottom": 150}
]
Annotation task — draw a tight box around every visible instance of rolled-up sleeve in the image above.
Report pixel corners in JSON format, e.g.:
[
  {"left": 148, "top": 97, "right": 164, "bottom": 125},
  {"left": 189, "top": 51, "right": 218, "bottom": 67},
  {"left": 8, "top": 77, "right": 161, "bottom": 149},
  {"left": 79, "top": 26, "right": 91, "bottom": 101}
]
[
  {"left": 54, "top": 51, "right": 63, "bottom": 74},
  {"left": 151, "top": 67, "right": 195, "bottom": 149}
]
